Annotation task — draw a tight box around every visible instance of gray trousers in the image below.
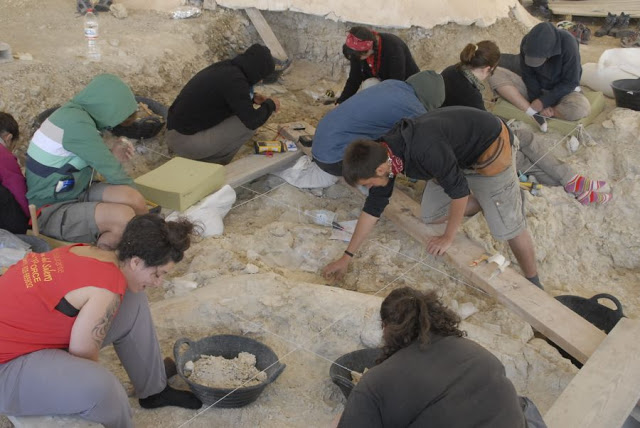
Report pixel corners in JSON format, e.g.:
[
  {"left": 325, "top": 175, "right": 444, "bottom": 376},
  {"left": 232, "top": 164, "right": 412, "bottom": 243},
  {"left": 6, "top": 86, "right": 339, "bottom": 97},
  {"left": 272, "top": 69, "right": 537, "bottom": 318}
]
[
  {"left": 0, "top": 290, "right": 166, "bottom": 428},
  {"left": 166, "top": 115, "right": 255, "bottom": 165},
  {"left": 514, "top": 128, "right": 575, "bottom": 187}
]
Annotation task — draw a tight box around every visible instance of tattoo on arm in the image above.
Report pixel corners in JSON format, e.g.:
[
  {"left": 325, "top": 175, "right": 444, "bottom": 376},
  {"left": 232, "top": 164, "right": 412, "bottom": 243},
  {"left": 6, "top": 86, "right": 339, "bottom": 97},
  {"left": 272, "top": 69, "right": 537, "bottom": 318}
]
[{"left": 91, "top": 297, "right": 120, "bottom": 349}]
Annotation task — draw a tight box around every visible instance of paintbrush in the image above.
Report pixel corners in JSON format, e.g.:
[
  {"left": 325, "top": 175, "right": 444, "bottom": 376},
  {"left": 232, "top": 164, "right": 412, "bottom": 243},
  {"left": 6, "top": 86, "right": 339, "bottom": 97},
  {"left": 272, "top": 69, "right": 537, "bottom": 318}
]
[{"left": 331, "top": 221, "right": 345, "bottom": 231}]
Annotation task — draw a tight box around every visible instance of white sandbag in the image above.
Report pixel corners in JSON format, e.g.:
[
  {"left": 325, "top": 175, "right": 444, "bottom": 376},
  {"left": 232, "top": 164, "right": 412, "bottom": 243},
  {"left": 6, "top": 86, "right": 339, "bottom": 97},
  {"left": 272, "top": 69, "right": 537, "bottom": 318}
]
[
  {"left": 271, "top": 155, "right": 338, "bottom": 189},
  {"left": 581, "top": 48, "right": 640, "bottom": 98},
  {"left": 166, "top": 184, "right": 236, "bottom": 237}
]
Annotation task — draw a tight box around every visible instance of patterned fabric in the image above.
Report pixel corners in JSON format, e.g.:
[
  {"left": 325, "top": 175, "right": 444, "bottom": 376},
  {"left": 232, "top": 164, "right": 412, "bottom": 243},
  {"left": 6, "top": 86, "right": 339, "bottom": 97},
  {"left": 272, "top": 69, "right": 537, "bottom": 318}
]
[
  {"left": 346, "top": 32, "right": 374, "bottom": 52},
  {"left": 462, "top": 68, "right": 485, "bottom": 92},
  {"left": 381, "top": 142, "right": 403, "bottom": 177}
]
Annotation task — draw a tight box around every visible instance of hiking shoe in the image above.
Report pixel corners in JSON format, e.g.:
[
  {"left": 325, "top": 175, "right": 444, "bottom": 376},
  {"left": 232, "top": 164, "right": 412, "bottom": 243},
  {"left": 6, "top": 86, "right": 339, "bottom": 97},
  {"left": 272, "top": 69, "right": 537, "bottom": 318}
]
[
  {"left": 595, "top": 12, "right": 618, "bottom": 37},
  {"left": 621, "top": 31, "right": 640, "bottom": 48},
  {"left": 610, "top": 12, "right": 631, "bottom": 37}
]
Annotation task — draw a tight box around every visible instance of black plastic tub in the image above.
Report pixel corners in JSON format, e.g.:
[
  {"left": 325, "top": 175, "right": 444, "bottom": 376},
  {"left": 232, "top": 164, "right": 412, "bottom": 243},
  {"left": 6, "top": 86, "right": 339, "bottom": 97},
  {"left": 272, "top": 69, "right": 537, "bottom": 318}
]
[
  {"left": 174, "top": 335, "right": 286, "bottom": 408},
  {"left": 611, "top": 78, "right": 640, "bottom": 111},
  {"left": 330, "top": 348, "right": 381, "bottom": 399}
]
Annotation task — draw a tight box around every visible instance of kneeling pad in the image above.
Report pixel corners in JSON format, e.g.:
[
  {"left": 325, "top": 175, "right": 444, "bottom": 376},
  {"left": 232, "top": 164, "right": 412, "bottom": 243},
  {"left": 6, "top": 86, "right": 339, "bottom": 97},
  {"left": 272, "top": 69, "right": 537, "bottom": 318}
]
[
  {"left": 490, "top": 89, "right": 605, "bottom": 135},
  {"left": 135, "top": 157, "right": 225, "bottom": 212}
]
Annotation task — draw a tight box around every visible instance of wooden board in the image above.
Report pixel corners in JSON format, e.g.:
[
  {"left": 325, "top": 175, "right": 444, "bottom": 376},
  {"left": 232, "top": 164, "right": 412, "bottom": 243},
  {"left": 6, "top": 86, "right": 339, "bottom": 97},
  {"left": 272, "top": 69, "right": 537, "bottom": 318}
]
[
  {"left": 490, "top": 90, "right": 605, "bottom": 136},
  {"left": 384, "top": 189, "right": 605, "bottom": 364},
  {"left": 549, "top": 1, "right": 640, "bottom": 18},
  {"left": 280, "top": 121, "right": 606, "bottom": 364},
  {"left": 545, "top": 318, "right": 640, "bottom": 428},
  {"left": 244, "top": 8, "right": 288, "bottom": 62},
  {"left": 225, "top": 150, "right": 302, "bottom": 188}
]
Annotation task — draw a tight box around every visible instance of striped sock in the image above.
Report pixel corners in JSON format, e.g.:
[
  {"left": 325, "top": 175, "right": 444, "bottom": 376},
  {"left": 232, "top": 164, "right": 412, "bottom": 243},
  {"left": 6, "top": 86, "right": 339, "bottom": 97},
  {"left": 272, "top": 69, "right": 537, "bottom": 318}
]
[
  {"left": 564, "top": 174, "right": 607, "bottom": 195},
  {"left": 576, "top": 191, "right": 612, "bottom": 206}
]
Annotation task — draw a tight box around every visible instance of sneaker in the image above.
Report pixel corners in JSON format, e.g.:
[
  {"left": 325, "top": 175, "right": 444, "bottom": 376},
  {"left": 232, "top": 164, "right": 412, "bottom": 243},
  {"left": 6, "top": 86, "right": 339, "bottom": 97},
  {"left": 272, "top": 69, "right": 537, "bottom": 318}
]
[
  {"left": 610, "top": 12, "right": 631, "bottom": 38},
  {"left": 595, "top": 12, "right": 618, "bottom": 37},
  {"left": 532, "top": 114, "right": 548, "bottom": 133}
]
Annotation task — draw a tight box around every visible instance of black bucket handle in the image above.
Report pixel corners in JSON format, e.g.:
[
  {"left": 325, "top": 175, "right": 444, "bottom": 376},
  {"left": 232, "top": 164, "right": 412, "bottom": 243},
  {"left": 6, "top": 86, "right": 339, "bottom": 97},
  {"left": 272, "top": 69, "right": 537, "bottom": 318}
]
[
  {"left": 173, "top": 337, "right": 195, "bottom": 382},
  {"left": 590, "top": 293, "right": 625, "bottom": 317}
]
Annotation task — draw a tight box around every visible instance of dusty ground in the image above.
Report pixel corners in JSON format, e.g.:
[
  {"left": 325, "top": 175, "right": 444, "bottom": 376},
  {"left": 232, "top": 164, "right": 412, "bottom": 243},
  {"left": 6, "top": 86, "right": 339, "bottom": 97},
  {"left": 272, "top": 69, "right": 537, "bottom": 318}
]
[{"left": 1, "top": 1, "right": 638, "bottom": 427}]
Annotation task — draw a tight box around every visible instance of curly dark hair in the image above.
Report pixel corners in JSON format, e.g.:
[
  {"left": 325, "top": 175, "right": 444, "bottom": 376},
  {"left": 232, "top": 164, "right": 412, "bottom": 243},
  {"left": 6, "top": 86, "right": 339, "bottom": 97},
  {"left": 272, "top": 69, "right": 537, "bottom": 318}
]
[
  {"left": 116, "top": 214, "right": 200, "bottom": 267},
  {"left": 378, "top": 287, "right": 465, "bottom": 363}
]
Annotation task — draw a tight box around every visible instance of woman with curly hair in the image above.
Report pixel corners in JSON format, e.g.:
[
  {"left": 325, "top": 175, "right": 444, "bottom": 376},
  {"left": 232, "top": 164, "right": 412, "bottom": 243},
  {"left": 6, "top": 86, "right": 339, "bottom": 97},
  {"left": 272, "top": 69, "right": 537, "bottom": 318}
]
[
  {"left": 337, "top": 287, "right": 527, "bottom": 427},
  {"left": 0, "top": 214, "right": 202, "bottom": 427}
]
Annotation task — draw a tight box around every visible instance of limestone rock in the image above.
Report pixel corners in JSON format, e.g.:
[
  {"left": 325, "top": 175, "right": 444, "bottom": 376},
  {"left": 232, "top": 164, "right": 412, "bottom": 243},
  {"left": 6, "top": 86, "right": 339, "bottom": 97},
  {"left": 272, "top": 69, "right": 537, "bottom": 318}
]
[{"left": 110, "top": 3, "right": 128, "bottom": 19}]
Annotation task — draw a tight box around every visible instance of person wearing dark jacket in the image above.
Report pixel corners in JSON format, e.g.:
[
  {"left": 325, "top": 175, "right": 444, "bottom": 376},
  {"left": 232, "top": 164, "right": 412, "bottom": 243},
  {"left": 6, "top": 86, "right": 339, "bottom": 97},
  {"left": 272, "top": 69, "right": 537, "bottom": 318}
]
[
  {"left": 442, "top": 41, "right": 611, "bottom": 206},
  {"left": 166, "top": 44, "right": 280, "bottom": 165},
  {"left": 336, "top": 26, "right": 419, "bottom": 104},
  {"left": 336, "top": 287, "right": 530, "bottom": 428},
  {"left": 322, "top": 107, "right": 543, "bottom": 290},
  {"left": 488, "top": 22, "right": 590, "bottom": 126}
]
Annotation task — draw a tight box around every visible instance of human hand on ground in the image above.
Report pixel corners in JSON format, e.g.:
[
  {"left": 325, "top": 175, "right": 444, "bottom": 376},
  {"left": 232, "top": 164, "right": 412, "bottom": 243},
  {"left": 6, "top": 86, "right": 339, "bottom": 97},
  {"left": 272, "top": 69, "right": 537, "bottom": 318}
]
[
  {"left": 530, "top": 99, "right": 544, "bottom": 112},
  {"left": 111, "top": 138, "right": 135, "bottom": 163},
  {"left": 426, "top": 234, "right": 454, "bottom": 256},
  {"left": 253, "top": 93, "right": 267, "bottom": 104},
  {"left": 322, "top": 256, "right": 350, "bottom": 282}
]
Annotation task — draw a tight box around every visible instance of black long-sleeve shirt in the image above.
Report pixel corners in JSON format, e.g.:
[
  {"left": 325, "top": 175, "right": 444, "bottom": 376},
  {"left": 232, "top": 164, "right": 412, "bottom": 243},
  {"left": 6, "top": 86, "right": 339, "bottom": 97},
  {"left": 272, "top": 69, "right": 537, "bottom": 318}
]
[
  {"left": 337, "top": 32, "right": 419, "bottom": 104},
  {"left": 168, "top": 48, "right": 276, "bottom": 135},
  {"left": 363, "top": 107, "right": 502, "bottom": 217},
  {"left": 440, "top": 65, "right": 486, "bottom": 111}
]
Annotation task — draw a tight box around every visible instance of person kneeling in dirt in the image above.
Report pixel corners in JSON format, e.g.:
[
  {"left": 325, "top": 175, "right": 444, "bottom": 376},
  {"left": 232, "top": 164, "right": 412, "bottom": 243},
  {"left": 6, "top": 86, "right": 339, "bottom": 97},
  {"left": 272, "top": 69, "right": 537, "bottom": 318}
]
[
  {"left": 166, "top": 43, "right": 280, "bottom": 165},
  {"left": 442, "top": 41, "right": 611, "bottom": 205},
  {"left": 0, "top": 112, "right": 30, "bottom": 234},
  {"left": 488, "top": 22, "right": 590, "bottom": 131},
  {"left": 26, "top": 74, "right": 148, "bottom": 250},
  {"left": 322, "top": 107, "right": 543, "bottom": 289},
  {"left": 336, "top": 26, "right": 420, "bottom": 104},
  {"left": 0, "top": 214, "right": 202, "bottom": 428},
  {"left": 335, "top": 287, "right": 542, "bottom": 428},
  {"left": 312, "top": 70, "right": 444, "bottom": 177}
]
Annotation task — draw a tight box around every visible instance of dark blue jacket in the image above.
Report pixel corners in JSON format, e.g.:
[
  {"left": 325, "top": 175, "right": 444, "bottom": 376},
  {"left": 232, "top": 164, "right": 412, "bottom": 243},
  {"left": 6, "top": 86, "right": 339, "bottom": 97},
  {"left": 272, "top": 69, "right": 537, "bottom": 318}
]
[{"left": 519, "top": 22, "right": 582, "bottom": 108}]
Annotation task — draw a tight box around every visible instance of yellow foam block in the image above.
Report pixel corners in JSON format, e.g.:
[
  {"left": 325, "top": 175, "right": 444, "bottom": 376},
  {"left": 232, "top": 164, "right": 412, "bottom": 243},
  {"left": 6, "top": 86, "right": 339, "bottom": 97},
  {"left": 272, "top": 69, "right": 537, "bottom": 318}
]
[
  {"left": 134, "top": 157, "right": 225, "bottom": 212},
  {"left": 490, "top": 89, "right": 605, "bottom": 135}
]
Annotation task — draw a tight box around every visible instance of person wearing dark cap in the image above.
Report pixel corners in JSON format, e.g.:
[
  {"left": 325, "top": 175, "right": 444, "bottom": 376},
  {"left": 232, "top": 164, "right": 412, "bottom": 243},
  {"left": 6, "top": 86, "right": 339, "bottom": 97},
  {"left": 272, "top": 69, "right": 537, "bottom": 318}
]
[
  {"left": 313, "top": 70, "right": 445, "bottom": 177},
  {"left": 336, "top": 26, "right": 420, "bottom": 104},
  {"left": 166, "top": 44, "right": 280, "bottom": 165},
  {"left": 488, "top": 22, "right": 590, "bottom": 131}
]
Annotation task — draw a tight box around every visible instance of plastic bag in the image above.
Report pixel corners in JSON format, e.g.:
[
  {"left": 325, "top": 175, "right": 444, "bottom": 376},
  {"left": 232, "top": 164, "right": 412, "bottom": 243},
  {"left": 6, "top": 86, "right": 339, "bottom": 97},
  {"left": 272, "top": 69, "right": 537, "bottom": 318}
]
[
  {"left": 272, "top": 155, "right": 338, "bottom": 189},
  {"left": 166, "top": 185, "right": 236, "bottom": 237},
  {"left": 170, "top": 6, "right": 202, "bottom": 19},
  {"left": 0, "top": 229, "right": 30, "bottom": 269}
]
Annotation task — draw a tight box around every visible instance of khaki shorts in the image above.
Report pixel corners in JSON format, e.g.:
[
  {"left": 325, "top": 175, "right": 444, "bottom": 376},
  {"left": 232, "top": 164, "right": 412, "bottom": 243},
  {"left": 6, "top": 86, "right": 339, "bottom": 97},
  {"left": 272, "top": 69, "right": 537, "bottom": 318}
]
[
  {"left": 421, "top": 138, "right": 526, "bottom": 241},
  {"left": 38, "top": 182, "right": 108, "bottom": 243},
  {"left": 489, "top": 67, "right": 591, "bottom": 121}
]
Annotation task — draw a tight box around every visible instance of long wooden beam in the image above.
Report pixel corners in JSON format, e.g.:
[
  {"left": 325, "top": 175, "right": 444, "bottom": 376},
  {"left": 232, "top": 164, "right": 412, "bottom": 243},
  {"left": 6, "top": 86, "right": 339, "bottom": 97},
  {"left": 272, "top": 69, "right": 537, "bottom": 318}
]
[
  {"left": 279, "top": 122, "right": 606, "bottom": 364},
  {"left": 544, "top": 318, "right": 640, "bottom": 428},
  {"left": 225, "top": 150, "right": 301, "bottom": 188}
]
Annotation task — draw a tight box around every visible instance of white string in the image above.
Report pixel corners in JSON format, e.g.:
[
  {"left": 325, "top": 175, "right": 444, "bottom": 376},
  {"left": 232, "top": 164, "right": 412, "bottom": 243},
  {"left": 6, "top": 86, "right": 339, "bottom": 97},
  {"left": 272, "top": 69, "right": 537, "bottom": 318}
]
[{"left": 520, "top": 123, "right": 580, "bottom": 176}]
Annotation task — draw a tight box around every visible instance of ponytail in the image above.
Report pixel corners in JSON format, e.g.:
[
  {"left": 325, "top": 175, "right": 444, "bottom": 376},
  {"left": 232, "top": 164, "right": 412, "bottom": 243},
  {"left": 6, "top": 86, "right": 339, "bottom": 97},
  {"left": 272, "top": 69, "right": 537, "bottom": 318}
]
[{"left": 456, "top": 40, "right": 500, "bottom": 71}]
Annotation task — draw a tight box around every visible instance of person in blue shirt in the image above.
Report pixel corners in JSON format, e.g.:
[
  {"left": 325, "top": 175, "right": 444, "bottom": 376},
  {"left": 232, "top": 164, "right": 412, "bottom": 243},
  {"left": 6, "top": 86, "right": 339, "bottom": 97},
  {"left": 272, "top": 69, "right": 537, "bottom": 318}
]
[{"left": 311, "top": 70, "right": 445, "bottom": 177}]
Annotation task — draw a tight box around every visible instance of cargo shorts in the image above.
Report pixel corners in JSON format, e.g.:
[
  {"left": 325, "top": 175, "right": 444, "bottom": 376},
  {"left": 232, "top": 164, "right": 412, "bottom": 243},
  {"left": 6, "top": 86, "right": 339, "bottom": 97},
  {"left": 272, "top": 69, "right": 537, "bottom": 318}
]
[
  {"left": 421, "top": 136, "right": 526, "bottom": 241},
  {"left": 37, "top": 182, "right": 109, "bottom": 243}
]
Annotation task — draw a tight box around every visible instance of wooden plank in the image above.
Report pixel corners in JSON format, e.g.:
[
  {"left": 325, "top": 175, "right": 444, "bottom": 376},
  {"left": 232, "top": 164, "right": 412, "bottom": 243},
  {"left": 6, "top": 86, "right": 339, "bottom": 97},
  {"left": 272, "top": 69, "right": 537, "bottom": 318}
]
[
  {"left": 549, "top": 0, "right": 640, "bottom": 18},
  {"left": 244, "top": 8, "right": 288, "bottom": 62},
  {"left": 225, "top": 150, "right": 301, "bottom": 188},
  {"left": 384, "top": 189, "right": 605, "bottom": 364},
  {"left": 279, "top": 121, "right": 606, "bottom": 364},
  {"left": 545, "top": 318, "right": 640, "bottom": 428}
]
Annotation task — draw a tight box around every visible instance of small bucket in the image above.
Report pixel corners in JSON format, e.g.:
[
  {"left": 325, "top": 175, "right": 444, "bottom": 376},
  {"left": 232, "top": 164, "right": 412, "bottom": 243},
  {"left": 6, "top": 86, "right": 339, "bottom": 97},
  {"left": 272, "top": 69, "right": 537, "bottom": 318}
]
[
  {"left": 329, "top": 348, "right": 381, "bottom": 399},
  {"left": 611, "top": 79, "right": 640, "bottom": 111}
]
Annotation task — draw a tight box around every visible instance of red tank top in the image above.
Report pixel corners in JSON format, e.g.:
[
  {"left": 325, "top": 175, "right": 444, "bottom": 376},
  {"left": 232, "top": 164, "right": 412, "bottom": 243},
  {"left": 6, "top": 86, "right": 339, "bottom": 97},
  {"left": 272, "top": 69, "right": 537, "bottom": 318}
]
[{"left": 0, "top": 244, "right": 127, "bottom": 363}]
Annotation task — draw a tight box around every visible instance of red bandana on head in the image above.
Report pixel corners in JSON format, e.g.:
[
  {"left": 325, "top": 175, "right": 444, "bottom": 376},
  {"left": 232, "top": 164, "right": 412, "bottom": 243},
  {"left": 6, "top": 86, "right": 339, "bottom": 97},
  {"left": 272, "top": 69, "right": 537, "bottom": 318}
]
[
  {"left": 381, "top": 142, "right": 403, "bottom": 178},
  {"left": 346, "top": 33, "right": 374, "bottom": 52}
]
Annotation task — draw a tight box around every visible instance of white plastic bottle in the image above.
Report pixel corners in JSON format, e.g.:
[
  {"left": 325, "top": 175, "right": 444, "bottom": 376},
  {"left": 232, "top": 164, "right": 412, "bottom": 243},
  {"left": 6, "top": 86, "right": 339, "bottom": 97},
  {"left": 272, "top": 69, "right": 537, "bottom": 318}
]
[{"left": 84, "top": 8, "right": 101, "bottom": 62}]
